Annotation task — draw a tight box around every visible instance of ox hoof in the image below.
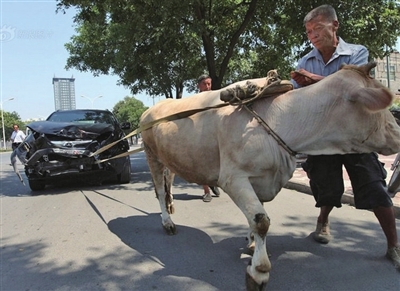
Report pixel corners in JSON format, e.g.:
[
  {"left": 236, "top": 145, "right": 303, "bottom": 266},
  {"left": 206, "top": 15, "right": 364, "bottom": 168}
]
[
  {"left": 245, "top": 270, "right": 268, "bottom": 291},
  {"left": 162, "top": 223, "right": 177, "bottom": 235}
]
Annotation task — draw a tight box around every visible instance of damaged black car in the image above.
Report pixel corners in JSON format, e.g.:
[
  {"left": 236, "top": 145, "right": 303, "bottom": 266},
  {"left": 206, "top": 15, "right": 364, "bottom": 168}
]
[{"left": 13, "top": 109, "right": 132, "bottom": 191}]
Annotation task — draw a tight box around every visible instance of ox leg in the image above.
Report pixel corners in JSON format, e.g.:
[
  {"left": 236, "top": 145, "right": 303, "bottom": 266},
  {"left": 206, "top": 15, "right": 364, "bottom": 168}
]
[
  {"left": 163, "top": 167, "right": 176, "bottom": 215},
  {"left": 145, "top": 151, "right": 177, "bottom": 235},
  {"left": 246, "top": 230, "right": 271, "bottom": 258},
  {"left": 224, "top": 180, "right": 271, "bottom": 290},
  {"left": 246, "top": 203, "right": 271, "bottom": 258}
]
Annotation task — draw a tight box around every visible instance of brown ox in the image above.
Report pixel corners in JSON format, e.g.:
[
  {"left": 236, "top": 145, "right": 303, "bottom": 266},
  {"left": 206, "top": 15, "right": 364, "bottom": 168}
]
[{"left": 140, "top": 62, "right": 400, "bottom": 290}]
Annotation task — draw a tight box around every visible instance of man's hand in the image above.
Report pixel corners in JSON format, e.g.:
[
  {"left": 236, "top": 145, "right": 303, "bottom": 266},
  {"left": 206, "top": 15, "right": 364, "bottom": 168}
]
[{"left": 290, "top": 69, "right": 320, "bottom": 87}]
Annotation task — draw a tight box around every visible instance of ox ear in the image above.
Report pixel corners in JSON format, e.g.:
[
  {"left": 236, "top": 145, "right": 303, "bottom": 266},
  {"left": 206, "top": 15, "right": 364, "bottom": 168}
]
[{"left": 348, "top": 87, "right": 393, "bottom": 111}]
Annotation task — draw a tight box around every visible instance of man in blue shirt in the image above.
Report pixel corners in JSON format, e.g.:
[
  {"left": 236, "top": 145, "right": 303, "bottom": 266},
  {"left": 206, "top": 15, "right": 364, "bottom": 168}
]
[{"left": 291, "top": 4, "right": 400, "bottom": 269}]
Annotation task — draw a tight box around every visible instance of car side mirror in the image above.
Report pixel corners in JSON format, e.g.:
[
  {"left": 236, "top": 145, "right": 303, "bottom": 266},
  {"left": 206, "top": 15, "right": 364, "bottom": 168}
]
[{"left": 120, "top": 122, "right": 131, "bottom": 130}]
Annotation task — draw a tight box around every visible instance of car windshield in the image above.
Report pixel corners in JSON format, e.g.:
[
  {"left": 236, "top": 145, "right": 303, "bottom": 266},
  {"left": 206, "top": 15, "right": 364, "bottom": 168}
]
[{"left": 47, "top": 111, "right": 115, "bottom": 125}]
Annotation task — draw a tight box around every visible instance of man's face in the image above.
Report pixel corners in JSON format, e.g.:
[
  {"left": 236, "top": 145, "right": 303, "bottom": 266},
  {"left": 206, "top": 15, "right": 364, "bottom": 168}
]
[
  {"left": 305, "top": 15, "right": 338, "bottom": 50},
  {"left": 198, "top": 78, "right": 212, "bottom": 92},
  {"left": 13, "top": 125, "right": 18, "bottom": 131}
]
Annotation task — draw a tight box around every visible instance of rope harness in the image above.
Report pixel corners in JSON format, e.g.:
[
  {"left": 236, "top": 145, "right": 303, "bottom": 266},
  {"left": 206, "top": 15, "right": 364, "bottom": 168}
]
[{"left": 92, "top": 70, "right": 296, "bottom": 163}]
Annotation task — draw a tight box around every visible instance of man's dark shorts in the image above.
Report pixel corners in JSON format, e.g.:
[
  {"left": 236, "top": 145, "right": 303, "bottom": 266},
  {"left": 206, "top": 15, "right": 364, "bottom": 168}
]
[{"left": 302, "top": 153, "right": 393, "bottom": 209}]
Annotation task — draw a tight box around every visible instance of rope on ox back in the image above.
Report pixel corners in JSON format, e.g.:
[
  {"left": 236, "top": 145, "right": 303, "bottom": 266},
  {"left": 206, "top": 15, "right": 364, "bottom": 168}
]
[
  {"left": 91, "top": 70, "right": 295, "bottom": 163},
  {"left": 220, "top": 70, "right": 297, "bottom": 156}
]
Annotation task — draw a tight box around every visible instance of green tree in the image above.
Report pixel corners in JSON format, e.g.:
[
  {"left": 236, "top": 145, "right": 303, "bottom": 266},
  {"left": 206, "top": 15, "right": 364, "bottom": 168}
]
[
  {"left": 56, "top": 0, "right": 400, "bottom": 99},
  {"left": 1, "top": 110, "right": 25, "bottom": 142},
  {"left": 113, "top": 96, "right": 148, "bottom": 131}
]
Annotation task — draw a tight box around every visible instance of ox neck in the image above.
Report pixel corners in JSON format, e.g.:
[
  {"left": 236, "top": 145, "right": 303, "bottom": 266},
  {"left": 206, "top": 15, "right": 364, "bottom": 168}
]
[{"left": 243, "top": 104, "right": 297, "bottom": 156}]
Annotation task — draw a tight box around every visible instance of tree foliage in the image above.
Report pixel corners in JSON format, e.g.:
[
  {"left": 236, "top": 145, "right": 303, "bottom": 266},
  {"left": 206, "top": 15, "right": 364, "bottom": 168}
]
[
  {"left": 0, "top": 110, "right": 25, "bottom": 142},
  {"left": 56, "top": 0, "right": 400, "bottom": 100},
  {"left": 112, "top": 96, "right": 148, "bottom": 131}
]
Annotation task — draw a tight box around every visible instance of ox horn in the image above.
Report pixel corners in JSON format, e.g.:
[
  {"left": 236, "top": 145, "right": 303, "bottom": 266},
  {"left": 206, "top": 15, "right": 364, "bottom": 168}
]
[{"left": 361, "top": 61, "right": 377, "bottom": 74}]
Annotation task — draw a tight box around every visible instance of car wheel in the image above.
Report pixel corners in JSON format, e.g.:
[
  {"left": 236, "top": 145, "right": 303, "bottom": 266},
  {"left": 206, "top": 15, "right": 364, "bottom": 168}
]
[
  {"left": 29, "top": 179, "right": 46, "bottom": 191},
  {"left": 117, "top": 159, "right": 131, "bottom": 184}
]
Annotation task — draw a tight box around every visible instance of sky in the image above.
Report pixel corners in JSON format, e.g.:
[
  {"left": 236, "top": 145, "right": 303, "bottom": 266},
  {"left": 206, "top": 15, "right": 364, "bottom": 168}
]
[
  {"left": 0, "top": 0, "right": 157, "bottom": 121},
  {"left": 2, "top": 1, "right": 400, "bottom": 121}
]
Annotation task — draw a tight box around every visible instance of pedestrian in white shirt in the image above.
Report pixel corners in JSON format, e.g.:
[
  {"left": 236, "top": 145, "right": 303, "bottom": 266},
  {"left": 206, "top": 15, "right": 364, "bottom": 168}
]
[{"left": 10, "top": 124, "right": 25, "bottom": 151}]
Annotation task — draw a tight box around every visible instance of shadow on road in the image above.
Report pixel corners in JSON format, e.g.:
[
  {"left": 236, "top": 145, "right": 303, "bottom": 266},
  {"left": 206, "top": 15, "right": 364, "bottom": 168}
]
[
  {"left": 2, "top": 202, "right": 397, "bottom": 290},
  {"left": 107, "top": 213, "right": 249, "bottom": 290}
]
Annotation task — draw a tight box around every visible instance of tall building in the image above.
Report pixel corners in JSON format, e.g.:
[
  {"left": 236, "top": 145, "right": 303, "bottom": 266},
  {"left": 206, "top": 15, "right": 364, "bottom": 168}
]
[{"left": 52, "top": 76, "right": 76, "bottom": 110}]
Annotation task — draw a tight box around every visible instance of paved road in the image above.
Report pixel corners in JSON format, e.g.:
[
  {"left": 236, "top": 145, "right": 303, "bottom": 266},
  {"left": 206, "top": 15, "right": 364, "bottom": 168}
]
[{"left": 1, "top": 151, "right": 399, "bottom": 291}]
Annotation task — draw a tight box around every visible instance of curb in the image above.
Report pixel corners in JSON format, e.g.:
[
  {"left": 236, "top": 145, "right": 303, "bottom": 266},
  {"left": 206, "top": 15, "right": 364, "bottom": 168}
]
[{"left": 284, "top": 181, "right": 400, "bottom": 219}]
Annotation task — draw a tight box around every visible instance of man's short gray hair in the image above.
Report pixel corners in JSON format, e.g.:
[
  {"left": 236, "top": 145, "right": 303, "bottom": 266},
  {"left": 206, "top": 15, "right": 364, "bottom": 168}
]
[
  {"left": 197, "top": 74, "right": 211, "bottom": 84},
  {"left": 303, "top": 4, "right": 337, "bottom": 25}
]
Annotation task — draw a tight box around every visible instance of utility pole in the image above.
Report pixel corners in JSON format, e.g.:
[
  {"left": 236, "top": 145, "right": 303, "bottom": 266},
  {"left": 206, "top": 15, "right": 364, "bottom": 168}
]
[
  {"left": 386, "top": 45, "right": 391, "bottom": 89},
  {"left": 1, "top": 97, "right": 14, "bottom": 150}
]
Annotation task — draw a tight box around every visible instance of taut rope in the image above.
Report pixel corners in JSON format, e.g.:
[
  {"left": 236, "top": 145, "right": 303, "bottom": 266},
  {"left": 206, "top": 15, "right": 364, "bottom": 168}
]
[{"left": 91, "top": 70, "right": 296, "bottom": 163}]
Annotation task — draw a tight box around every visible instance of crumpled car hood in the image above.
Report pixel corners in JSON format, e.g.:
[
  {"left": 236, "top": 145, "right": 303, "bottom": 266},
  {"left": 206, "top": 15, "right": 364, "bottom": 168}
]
[
  {"left": 11, "top": 109, "right": 132, "bottom": 190},
  {"left": 27, "top": 121, "right": 115, "bottom": 139}
]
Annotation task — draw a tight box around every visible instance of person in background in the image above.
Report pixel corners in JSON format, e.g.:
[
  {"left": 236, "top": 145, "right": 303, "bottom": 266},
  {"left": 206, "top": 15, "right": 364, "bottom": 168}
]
[
  {"left": 10, "top": 124, "right": 26, "bottom": 151},
  {"left": 197, "top": 74, "right": 221, "bottom": 202},
  {"left": 197, "top": 74, "right": 212, "bottom": 92},
  {"left": 291, "top": 4, "right": 400, "bottom": 269}
]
